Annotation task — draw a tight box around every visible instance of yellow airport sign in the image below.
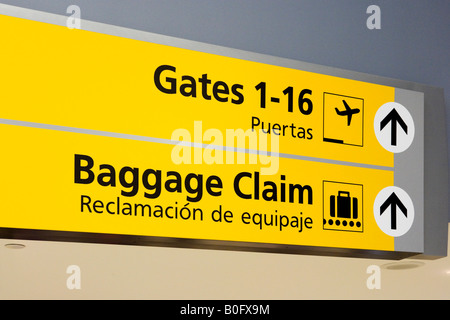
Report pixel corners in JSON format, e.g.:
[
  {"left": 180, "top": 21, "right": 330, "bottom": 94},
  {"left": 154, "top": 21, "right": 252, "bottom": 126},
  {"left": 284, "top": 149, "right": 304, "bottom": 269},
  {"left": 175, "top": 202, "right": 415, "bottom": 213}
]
[{"left": 0, "top": 12, "right": 428, "bottom": 258}]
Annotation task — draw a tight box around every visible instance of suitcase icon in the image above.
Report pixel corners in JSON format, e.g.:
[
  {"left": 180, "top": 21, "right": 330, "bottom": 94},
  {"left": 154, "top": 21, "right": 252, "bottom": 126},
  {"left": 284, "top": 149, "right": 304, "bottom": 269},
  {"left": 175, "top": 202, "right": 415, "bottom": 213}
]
[{"left": 330, "top": 191, "right": 358, "bottom": 219}]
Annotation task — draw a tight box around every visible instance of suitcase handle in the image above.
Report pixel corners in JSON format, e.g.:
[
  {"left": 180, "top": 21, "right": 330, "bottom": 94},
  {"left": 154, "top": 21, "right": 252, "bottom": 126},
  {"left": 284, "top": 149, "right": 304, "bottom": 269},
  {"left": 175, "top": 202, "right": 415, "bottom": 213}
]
[{"left": 338, "top": 191, "right": 350, "bottom": 197}]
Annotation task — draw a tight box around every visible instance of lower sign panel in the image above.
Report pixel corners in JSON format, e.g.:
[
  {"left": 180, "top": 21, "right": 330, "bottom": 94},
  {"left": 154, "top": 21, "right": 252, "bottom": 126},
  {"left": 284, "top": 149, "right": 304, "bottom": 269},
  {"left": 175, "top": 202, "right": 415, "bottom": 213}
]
[{"left": 0, "top": 123, "right": 416, "bottom": 258}]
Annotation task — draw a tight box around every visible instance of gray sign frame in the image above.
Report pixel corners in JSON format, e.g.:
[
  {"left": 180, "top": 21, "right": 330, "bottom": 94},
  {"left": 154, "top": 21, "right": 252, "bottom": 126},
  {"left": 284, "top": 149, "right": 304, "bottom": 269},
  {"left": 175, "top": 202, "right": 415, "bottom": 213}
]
[{"left": 0, "top": 4, "right": 447, "bottom": 259}]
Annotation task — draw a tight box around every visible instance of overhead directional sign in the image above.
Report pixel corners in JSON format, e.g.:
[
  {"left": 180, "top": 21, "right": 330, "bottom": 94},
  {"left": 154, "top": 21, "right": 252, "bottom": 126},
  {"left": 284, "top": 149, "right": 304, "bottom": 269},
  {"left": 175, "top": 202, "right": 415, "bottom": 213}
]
[{"left": 0, "top": 7, "right": 445, "bottom": 259}]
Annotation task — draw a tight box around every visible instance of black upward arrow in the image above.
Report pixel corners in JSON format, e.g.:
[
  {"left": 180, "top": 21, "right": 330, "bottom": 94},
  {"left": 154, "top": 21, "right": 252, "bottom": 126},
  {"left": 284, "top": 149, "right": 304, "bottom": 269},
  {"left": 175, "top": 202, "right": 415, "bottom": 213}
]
[
  {"left": 380, "top": 108, "right": 408, "bottom": 146},
  {"left": 379, "top": 192, "right": 407, "bottom": 230}
]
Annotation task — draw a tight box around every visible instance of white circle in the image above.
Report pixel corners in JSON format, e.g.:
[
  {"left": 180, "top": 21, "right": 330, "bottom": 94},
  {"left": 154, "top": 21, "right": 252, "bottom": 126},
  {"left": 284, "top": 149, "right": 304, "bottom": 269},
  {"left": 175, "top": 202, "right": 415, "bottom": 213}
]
[
  {"left": 373, "top": 186, "right": 414, "bottom": 237},
  {"left": 374, "top": 102, "right": 414, "bottom": 153}
]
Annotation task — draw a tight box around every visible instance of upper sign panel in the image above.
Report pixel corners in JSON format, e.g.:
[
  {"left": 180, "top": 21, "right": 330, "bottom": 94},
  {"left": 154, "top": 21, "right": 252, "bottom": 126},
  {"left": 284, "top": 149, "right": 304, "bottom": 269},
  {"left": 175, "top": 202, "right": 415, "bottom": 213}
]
[{"left": 0, "top": 14, "right": 396, "bottom": 169}]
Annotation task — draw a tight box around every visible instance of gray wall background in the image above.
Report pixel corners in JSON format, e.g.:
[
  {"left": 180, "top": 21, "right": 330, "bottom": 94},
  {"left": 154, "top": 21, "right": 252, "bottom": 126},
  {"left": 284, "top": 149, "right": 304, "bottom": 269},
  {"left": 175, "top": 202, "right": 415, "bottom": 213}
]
[{"left": 1, "top": 0, "right": 449, "bottom": 220}]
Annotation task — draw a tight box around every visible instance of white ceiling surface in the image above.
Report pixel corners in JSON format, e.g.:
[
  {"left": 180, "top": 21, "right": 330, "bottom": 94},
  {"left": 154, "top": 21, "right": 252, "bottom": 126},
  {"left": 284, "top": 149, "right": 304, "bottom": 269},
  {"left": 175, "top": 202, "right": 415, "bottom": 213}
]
[{"left": 1, "top": 226, "right": 450, "bottom": 300}]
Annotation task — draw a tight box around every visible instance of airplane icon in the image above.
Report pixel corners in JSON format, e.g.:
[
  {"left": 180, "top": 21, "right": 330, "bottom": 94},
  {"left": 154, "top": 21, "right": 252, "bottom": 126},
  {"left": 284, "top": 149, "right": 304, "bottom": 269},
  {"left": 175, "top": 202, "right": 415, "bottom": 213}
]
[{"left": 335, "top": 100, "right": 360, "bottom": 126}]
